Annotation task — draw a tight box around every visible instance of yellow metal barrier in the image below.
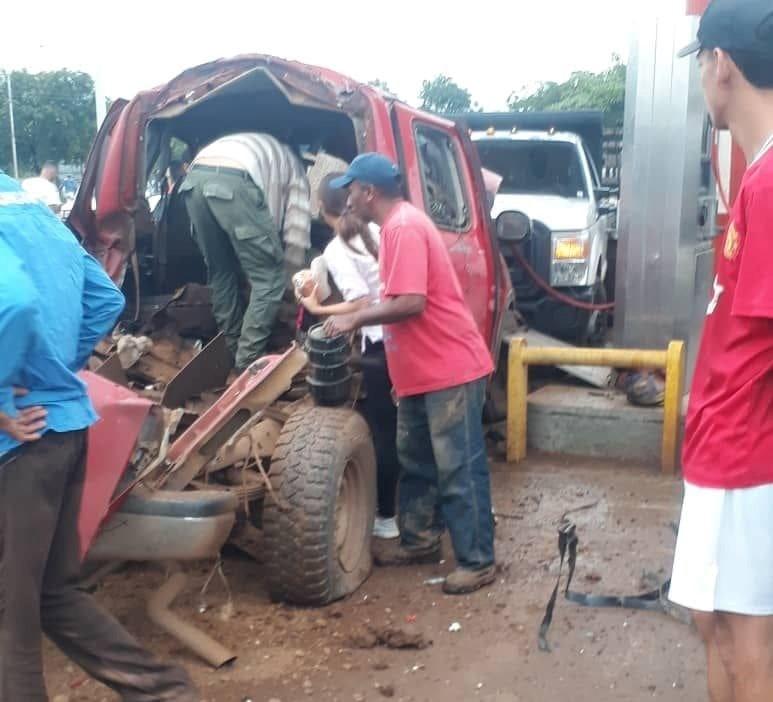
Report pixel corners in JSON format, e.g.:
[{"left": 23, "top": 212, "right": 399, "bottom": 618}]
[{"left": 507, "top": 339, "right": 686, "bottom": 475}]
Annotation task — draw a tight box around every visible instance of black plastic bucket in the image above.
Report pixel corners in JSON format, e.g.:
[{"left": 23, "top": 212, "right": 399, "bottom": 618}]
[
  {"left": 305, "top": 324, "right": 352, "bottom": 406},
  {"left": 307, "top": 373, "right": 353, "bottom": 406},
  {"left": 308, "top": 361, "right": 350, "bottom": 384},
  {"left": 305, "top": 324, "right": 350, "bottom": 366}
]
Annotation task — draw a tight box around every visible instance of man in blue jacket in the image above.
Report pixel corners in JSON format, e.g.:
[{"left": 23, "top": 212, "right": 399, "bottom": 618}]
[{"left": 0, "top": 174, "right": 198, "bottom": 701}]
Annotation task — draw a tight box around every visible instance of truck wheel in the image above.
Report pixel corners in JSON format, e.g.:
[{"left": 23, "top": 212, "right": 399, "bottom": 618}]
[
  {"left": 263, "top": 406, "right": 377, "bottom": 605},
  {"left": 582, "top": 280, "right": 609, "bottom": 346}
]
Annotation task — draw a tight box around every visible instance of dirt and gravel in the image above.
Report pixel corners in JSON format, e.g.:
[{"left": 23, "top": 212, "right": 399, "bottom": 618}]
[{"left": 44, "top": 455, "right": 706, "bottom": 702}]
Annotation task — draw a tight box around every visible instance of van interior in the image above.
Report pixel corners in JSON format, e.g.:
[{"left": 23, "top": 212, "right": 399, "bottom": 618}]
[{"left": 133, "top": 66, "right": 360, "bottom": 300}]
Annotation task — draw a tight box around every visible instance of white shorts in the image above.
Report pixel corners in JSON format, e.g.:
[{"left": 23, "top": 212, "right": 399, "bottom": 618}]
[{"left": 670, "top": 481, "right": 773, "bottom": 615}]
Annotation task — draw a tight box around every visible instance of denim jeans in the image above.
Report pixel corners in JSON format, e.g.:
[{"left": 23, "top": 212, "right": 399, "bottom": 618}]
[
  {"left": 396, "top": 377, "right": 495, "bottom": 570},
  {"left": 361, "top": 340, "right": 401, "bottom": 518}
]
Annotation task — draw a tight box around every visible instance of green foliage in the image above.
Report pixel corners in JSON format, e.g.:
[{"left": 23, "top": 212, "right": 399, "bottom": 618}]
[
  {"left": 419, "top": 74, "right": 472, "bottom": 114},
  {"left": 0, "top": 70, "right": 96, "bottom": 176},
  {"left": 170, "top": 137, "right": 191, "bottom": 162},
  {"left": 508, "top": 56, "right": 626, "bottom": 126}
]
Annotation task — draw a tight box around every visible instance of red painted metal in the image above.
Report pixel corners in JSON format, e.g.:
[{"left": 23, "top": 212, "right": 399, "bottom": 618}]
[
  {"left": 72, "top": 54, "right": 511, "bottom": 356},
  {"left": 390, "top": 103, "right": 498, "bottom": 346},
  {"left": 70, "top": 55, "right": 389, "bottom": 281},
  {"left": 166, "top": 350, "right": 289, "bottom": 468},
  {"left": 78, "top": 371, "right": 153, "bottom": 557}
]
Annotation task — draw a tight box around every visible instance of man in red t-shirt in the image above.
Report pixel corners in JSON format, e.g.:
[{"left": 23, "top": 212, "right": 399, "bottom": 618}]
[
  {"left": 325, "top": 153, "right": 496, "bottom": 595},
  {"left": 671, "top": 2, "right": 773, "bottom": 699}
]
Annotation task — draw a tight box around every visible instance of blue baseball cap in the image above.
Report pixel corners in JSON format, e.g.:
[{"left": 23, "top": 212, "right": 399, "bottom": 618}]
[{"left": 329, "top": 153, "right": 401, "bottom": 189}]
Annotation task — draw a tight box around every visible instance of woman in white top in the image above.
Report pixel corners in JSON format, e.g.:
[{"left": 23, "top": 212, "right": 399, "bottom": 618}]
[{"left": 300, "top": 173, "right": 400, "bottom": 539}]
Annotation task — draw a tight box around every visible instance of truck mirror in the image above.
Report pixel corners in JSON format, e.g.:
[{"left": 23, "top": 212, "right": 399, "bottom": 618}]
[{"left": 496, "top": 211, "right": 531, "bottom": 242}]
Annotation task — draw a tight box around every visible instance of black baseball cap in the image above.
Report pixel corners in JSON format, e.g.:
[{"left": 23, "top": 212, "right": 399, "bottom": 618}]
[
  {"left": 678, "top": 0, "right": 773, "bottom": 58},
  {"left": 330, "top": 153, "right": 401, "bottom": 190}
]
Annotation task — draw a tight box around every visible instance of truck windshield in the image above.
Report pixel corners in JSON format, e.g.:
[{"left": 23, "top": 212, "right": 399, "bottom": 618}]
[{"left": 475, "top": 140, "right": 588, "bottom": 199}]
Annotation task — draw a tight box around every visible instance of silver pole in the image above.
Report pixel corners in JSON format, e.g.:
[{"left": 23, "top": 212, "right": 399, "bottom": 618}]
[
  {"left": 94, "top": 74, "right": 107, "bottom": 131},
  {"left": 5, "top": 72, "right": 19, "bottom": 179}
]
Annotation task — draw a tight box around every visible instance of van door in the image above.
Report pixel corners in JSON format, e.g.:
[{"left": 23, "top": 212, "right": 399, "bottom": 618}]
[
  {"left": 68, "top": 99, "right": 127, "bottom": 255},
  {"left": 67, "top": 95, "right": 156, "bottom": 283},
  {"left": 390, "top": 103, "right": 503, "bottom": 348}
]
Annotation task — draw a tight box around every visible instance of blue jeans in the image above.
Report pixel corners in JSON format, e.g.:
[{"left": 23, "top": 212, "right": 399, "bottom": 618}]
[{"left": 396, "top": 378, "right": 495, "bottom": 570}]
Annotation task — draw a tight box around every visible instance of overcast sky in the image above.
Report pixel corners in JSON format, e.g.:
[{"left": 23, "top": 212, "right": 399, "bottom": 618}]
[{"left": 0, "top": 0, "right": 643, "bottom": 110}]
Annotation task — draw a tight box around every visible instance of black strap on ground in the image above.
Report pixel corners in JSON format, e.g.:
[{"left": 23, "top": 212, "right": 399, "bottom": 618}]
[{"left": 537, "top": 519, "right": 671, "bottom": 653}]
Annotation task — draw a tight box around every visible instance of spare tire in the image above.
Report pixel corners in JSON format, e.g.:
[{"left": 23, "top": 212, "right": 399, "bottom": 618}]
[{"left": 263, "top": 406, "right": 377, "bottom": 605}]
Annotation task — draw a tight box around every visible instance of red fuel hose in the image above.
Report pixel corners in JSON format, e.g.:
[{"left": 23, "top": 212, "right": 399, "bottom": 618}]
[{"left": 508, "top": 244, "right": 616, "bottom": 312}]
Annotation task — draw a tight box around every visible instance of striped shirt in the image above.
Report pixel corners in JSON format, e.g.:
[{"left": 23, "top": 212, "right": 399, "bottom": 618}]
[{"left": 194, "top": 133, "right": 311, "bottom": 262}]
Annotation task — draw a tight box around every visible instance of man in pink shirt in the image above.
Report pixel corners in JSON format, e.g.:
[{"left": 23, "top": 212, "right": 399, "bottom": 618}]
[{"left": 325, "top": 153, "right": 496, "bottom": 594}]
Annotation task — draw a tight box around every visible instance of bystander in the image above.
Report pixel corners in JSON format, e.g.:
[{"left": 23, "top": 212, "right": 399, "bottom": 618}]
[
  {"left": 324, "top": 154, "right": 497, "bottom": 595},
  {"left": 670, "top": 2, "right": 773, "bottom": 700},
  {"left": 0, "top": 173, "right": 199, "bottom": 701}
]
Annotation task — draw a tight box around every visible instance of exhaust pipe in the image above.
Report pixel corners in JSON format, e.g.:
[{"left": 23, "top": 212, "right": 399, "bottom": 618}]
[{"left": 147, "top": 569, "right": 236, "bottom": 669}]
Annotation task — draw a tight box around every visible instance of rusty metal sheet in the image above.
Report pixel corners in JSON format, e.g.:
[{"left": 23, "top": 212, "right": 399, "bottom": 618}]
[
  {"left": 131, "top": 354, "right": 181, "bottom": 386},
  {"left": 149, "top": 334, "right": 198, "bottom": 369},
  {"left": 154, "top": 56, "right": 346, "bottom": 113},
  {"left": 150, "top": 284, "right": 218, "bottom": 339},
  {"left": 202, "top": 416, "right": 283, "bottom": 474},
  {"left": 94, "top": 354, "right": 129, "bottom": 386},
  {"left": 160, "top": 344, "right": 308, "bottom": 490},
  {"left": 162, "top": 333, "right": 232, "bottom": 409}
]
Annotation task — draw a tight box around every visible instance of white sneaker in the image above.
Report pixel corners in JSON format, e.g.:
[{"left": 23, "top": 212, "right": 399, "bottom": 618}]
[{"left": 373, "top": 516, "right": 399, "bottom": 540}]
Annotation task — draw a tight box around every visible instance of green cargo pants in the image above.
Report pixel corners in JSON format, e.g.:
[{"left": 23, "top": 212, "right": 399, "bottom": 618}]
[{"left": 180, "top": 167, "right": 286, "bottom": 370}]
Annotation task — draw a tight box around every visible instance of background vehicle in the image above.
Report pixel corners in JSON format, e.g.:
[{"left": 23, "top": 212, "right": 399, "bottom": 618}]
[
  {"left": 463, "top": 111, "right": 617, "bottom": 344},
  {"left": 68, "top": 55, "right": 512, "bottom": 615}
]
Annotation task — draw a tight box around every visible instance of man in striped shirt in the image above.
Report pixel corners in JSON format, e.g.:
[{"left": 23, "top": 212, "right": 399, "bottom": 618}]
[{"left": 180, "top": 133, "right": 311, "bottom": 371}]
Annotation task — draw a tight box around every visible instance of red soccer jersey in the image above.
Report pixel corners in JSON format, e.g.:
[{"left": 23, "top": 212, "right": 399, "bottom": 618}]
[
  {"left": 378, "top": 201, "right": 494, "bottom": 398},
  {"left": 683, "top": 147, "right": 773, "bottom": 488}
]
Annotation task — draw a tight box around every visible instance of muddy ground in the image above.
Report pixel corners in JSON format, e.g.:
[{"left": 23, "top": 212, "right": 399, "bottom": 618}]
[{"left": 44, "top": 455, "right": 706, "bottom": 702}]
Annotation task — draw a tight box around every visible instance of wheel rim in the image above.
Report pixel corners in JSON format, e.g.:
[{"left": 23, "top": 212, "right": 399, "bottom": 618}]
[
  {"left": 335, "top": 459, "right": 367, "bottom": 573},
  {"left": 585, "top": 281, "right": 609, "bottom": 344}
]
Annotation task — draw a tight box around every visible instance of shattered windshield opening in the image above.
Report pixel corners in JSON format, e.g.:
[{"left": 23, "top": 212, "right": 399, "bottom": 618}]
[{"left": 476, "top": 139, "right": 588, "bottom": 199}]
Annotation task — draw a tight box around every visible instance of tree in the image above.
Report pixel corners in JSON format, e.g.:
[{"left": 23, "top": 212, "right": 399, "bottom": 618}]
[
  {"left": 0, "top": 70, "right": 96, "bottom": 176},
  {"left": 508, "top": 56, "right": 626, "bottom": 126},
  {"left": 419, "top": 74, "right": 472, "bottom": 114}
]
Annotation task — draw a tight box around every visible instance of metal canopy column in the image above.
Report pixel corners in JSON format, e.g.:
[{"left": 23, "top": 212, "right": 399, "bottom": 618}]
[{"left": 614, "top": 4, "right": 717, "bottom": 382}]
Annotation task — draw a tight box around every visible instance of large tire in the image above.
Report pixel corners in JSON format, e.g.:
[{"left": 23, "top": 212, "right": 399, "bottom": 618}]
[
  {"left": 579, "top": 279, "right": 610, "bottom": 346},
  {"left": 263, "top": 406, "right": 377, "bottom": 605}
]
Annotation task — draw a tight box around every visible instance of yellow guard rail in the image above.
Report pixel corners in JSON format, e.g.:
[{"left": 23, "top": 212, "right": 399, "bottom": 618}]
[{"left": 507, "top": 339, "right": 686, "bottom": 474}]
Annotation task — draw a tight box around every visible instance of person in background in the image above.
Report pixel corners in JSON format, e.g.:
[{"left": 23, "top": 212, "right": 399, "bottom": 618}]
[
  {"left": 481, "top": 167, "right": 503, "bottom": 210},
  {"left": 153, "top": 160, "right": 188, "bottom": 225},
  {"left": 0, "top": 172, "right": 198, "bottom": 701},
  {"left": 324, "top": 154, "right": 497, "bottom": 595},
  {"left": 22, "top": 161, "right": 62, "bottom": 214},
  {"left": 669, "top": 2, "right": 773, "bottom": 700},
  {"left": 299, "top": 172, "right": 400, "bottom": 539},
  {"left": 180, "top": 132, "right": 311, "bottom": 372}
]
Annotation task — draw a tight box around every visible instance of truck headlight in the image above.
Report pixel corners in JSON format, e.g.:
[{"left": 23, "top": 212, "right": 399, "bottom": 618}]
[{"left": 551, "top": 231, "right": 590, "bottom": 287}]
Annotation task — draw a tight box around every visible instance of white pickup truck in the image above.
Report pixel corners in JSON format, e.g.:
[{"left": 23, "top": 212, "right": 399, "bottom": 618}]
[{"left": 463, "top": 111, "right": 617, "bottom": 344}]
